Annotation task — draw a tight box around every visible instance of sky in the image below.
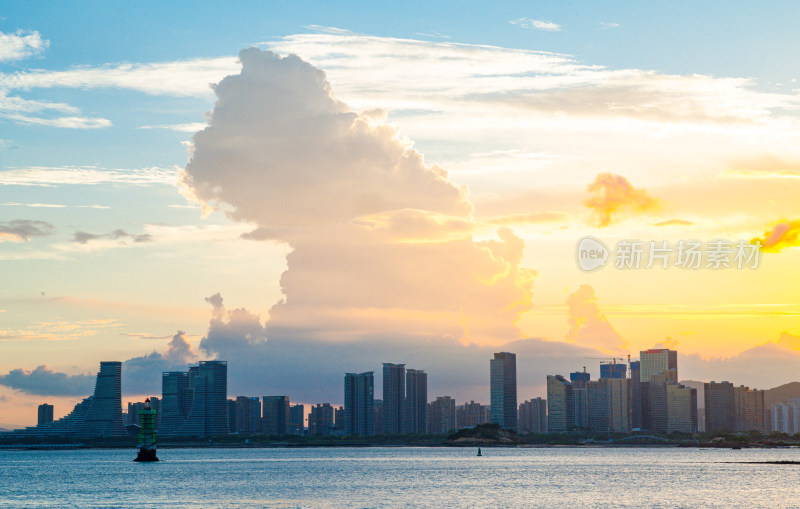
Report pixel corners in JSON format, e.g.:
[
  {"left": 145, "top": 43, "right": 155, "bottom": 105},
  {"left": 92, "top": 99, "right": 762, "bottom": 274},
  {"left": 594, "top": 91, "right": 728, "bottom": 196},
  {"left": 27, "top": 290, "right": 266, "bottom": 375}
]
[{"left": 1, "top": 1, "right": 800, "bottom": 428}]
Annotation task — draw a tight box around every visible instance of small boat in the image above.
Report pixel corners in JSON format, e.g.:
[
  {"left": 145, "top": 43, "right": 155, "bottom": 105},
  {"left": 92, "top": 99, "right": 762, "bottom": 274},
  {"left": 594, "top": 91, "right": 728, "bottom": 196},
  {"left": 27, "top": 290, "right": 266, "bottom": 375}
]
[
  {"left": 134, "top": 398, "right": 159, "bottom": 462},
  {"left": 477, "top": 447, "right": 482, "bottom": 457}
]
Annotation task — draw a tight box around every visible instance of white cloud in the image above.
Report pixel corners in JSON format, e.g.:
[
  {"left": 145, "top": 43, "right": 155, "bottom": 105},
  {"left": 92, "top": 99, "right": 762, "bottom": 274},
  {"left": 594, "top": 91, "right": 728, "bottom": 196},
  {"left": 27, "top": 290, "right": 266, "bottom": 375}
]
[
  {"left": 139, "top": 122, "right": 207, "bottom": 133},
  {"left": 600, "top": 21, "right": 621, "bottom": 30},
  {"left": 0, "top": 30, "right": 48, "bottom": 62},
  {"left": 0, "top": 166, "right": 175, "bottom": 186},
  {"left": 510, "top": 18, "right": 562, "bottom": 32}
]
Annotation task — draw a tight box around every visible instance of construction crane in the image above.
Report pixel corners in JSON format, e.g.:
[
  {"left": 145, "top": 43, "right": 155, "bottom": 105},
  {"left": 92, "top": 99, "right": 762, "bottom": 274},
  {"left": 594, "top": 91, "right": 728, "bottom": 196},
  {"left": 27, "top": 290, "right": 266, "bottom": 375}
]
[{"left": 585, "top": 356, "right": 630, "bottom": 378}]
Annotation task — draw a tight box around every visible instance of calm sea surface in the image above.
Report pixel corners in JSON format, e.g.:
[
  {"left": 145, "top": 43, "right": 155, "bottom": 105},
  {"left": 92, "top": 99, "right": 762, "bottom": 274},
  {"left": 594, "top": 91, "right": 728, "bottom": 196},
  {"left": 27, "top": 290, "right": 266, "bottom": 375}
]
[{"left": 2, "top": 446, "right": 800, "bottom": 508}]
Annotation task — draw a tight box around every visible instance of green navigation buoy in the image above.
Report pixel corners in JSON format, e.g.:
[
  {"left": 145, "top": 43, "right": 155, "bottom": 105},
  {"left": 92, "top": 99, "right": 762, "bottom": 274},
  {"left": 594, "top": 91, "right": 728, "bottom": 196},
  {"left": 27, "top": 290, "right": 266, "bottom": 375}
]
[
  {"left": 477, "top": 447, "right": 482, "bottom": 457},
  {"left": 134, "top": 398, "right": 159, "bottom": 462}
]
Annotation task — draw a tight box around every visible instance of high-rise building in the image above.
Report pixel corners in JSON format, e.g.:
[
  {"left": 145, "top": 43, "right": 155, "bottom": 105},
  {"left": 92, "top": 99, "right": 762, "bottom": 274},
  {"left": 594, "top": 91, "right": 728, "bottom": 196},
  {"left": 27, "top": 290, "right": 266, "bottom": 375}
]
[
  {"left": 15, "top": 362, "right": 124, "bottom": 437},
  {"left": 666, "top": 383, "right": 697, "bottom": 434},
  {"left": 289, "top": 404, "right": 305, "bottom": 435},
  {"left": 334, "top": 406, "right": 344, "bottom": 432},
  {"left": 588, "top": 378, "right": 630, "bottom": 433},
  {"left": 629, "top": 361, "right": 642, "bottom": 429},
  {"left": 639, "top": 349, "right": 678, "bottom": 432},
  {"left": 456, "top": 401, "right": 490, "bottom": 429},
  {"left": 37, "top": 404, "right": 54, "bottom": 426},
  {"left": 547, "top": 375, "right": 574, "bottom": 433},
  {"left": 518, "top": 398, "right": 547, "bottom": 433},
  {"left": 262, "top": 396, "right": 290, "bottom": 436},
  {"left": 382, "top": 363, "right": 405, "bottom": 434},
  {"left": 160, "top": 371, "right": 192, "bottom": 435},
  {"left": 344, "top": 371, "right": 375, "bottom": 436},
  {"left": 227, "top": 399, "right": 237, "bottom": 433},
  {"left": 179, "top": 361, "right": 229, "bottom": 436},
  {"left": 404, "top": 369, "right": 427, "bottom": 434},
  {"left": 309, "top": 403, "right": 335, "bottom": 435},
  {"left": 600, "top": 363, "right": 627, "bottom": 379},
  {"left": 639, "top": 349, "right": 678, "bottom": 383},
  {"left": 428, "top": 396, "right": 456, "bottom": 434},
  {"left": 570, "top": 371, "right": 590, "bottom": 429},
  {"left": 234, "top": 396, "right": 261, "bottom": 434},
  {"left": 733, "top": 386, "right": 766, "bottom": 433},
  {"left": 490, "top": 352, "right": 517, "bottom": 430},
  {"left": 704, "top": 381, "right": 735, "bottom": 434},
  {"left": 373, "top": 399, "right": 384, "bottom": 435}
]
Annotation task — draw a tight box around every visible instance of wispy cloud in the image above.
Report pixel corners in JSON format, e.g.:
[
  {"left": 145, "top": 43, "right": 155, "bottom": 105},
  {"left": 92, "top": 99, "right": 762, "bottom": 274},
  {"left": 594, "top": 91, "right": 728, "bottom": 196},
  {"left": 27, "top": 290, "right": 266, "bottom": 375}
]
[
  {"left": 0, "top": 166, "right": 175, "bottom": 186},
  {"left": 2, "top": 202, "right": 110, "bottom": 209},
  {"left": 510, "top": 18, "right": 562, "bottom": 32},
  {"left": 654, "top": 218, "right": 694, "bottom": 227},
  {"left": 0, "top": 30, "right": 48, "bottom": 62},
  {"left": 72, "top": 229, "right": 153, "bottom": 245},
  {"left": 599, "top": 21, "right": 620, "bottom": 30},
  {"left": 0, "top": 219, "right": 55, "bottom": 242},
  {"left": 139, "top": 122, "right": 207, "bottom": 133}
]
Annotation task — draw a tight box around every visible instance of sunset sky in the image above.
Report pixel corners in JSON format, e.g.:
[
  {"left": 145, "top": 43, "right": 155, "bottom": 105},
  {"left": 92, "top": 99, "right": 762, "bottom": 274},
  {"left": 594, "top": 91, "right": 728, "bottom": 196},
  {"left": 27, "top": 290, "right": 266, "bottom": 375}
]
[{"left": 2, "top": 1, "right": 800, "bottom": 427}]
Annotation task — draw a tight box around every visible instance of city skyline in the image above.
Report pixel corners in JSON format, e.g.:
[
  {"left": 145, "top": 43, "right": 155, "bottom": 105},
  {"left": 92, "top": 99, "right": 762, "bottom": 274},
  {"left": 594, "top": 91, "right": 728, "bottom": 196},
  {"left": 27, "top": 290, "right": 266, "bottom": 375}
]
[{"left": 3, "top": 2, "right": 800, "bottom": 428}]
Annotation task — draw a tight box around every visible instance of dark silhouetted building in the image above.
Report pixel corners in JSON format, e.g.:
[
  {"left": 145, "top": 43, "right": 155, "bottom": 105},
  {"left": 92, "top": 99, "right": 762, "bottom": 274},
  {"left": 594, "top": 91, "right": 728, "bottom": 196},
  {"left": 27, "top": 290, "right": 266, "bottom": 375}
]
[
  {"left": 428, "top": 396, "right": 456, "bottom": 434},
  {"left": 600, "top": 362, "right": 626, "bottom": 379},
  {"left": 404, "top": 369, "right": 427, "bottom": 434},
  {"left": 344, "top": 371, "right": 375, "bottom": 436},
  {"left": 518, "top": 398, "right": 547, "bottom": 433},
  {"left": 262, "top": 396, "right": 290, "bottom": 436},
  {"left": 734, "top": 385, "right": 766, "bottom": 433},
  {"left": 570, "top": 371, "right": 590, "bottom": 429},
  {"left": 456, "top": 401, "right": 490, "bottom": 429},
  {"left": 309, "top": 403, "right": 334, "bottom": 435},
  {"left": 547, "top": 375, "right": 574, "bottom": 432},
  {"left": 490, "top": 352, "right": 517, "bottom": 430},
  {"left": 289, "top": 404, "right": 305, "bottom": 435},
  {"left": 38, "top": 404, "right": 53, "bottom": 426},
  {"left": 179, "top": 361, "right": 229, "bottom": 436},
  {"left": 160, "top": 371, "right": 192, "bottom": 435},
  {"left": 666, "top": 383, "right": 697, "bottom": 434},
  {"left": 640, "top": 349, "right": 678, "bottom": 432},
  {"left": 588, "top": 377, "right": 630, "bottom": 433},
  {"left": 234, "top": 396, "right": 261, "bottom": 434},
  {"left": 382, "top": 363, "right": 405, "bottom": 434},
  {"left": 705, "top": 381, "right": 735, "bottom": 434}
]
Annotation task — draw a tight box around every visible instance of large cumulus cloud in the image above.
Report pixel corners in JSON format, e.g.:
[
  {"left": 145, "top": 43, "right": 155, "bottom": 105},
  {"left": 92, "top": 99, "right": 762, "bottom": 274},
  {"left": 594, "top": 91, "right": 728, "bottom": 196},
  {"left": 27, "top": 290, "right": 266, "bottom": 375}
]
[{"left": 181, "top": 48, "right": 535, "bottom": 345}]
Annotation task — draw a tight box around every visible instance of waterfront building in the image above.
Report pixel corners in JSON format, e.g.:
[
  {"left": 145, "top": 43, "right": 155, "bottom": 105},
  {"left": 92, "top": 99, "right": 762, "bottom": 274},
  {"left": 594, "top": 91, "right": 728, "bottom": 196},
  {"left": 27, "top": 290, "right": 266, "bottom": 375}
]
[
  {"left": 179, "top": 361, "right": 229, "bottom": 436},
  {"left": 309, "top": 403, "right": 335, "bottom": 435},
  {"left": 234, "top": 396, "right": 261, "bottom": 434},
  {"left": 639, "top": 349, "right": 678, "bottom": 433},
  {"left": 588, "top": 378, "right": 630, "bottom": 433},
  {"left": 518, "top": 398, "right": 547, "bottom": 433},
  {"left": 570, "top": 371, "right": 590, "bottom": 429},
  {"left": 704, "top": 381, "right": 735, "bottom": 434},
  {"left": 14, "top": 362, "right": 125, "bottom": 437},
  {"left": 344, "top": 371, "right": 375, "bottom": 436},
  {"left": 490, "top": 352, "right": 517, "bottom": 430},
  {"left": 37, "top": 404, "right": 53, "bottom": 426},
  {"left": 547, "top": 375, "right": 574, "bottom": 432},
  {"left": 227, "top": 399, "right": 237, "bottom": 433},
  {"left": 160, "top": 371, "right": 192, "bottom": 435},
  {"left": 289, "top": 404, "right": 305, "bottom": 435},
  {"left": 428, "top": 396, "right": 456, "bottom": 434},
  {"left": 382, "top": 363, "right": 405, "bottom": 434},
  {"left": 629, "top": 361, "right": 642, "bottom": 429},
  {"left": 404, "top": 369, "right": 427, "bottom": 434},
  {"left": 666, "top": 384, "right": 697, "bottom": 434},
  {"left": 262, "top": 396, "right": 290, "bottom": 436},
  {"left": 455, "top": 401, "right": 490, "bottom": 429},
  {"left": 733, "top": 386, "right": 766, "bottom": 433}
]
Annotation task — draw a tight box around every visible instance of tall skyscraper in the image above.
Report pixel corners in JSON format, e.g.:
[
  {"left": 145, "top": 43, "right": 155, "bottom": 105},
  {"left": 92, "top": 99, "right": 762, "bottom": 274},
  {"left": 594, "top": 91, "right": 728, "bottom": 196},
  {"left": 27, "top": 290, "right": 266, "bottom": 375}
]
[
  {"left": 234, "top": 396, "right": 261, "bottom": 434},
  {"left": 179, "top": 361, "right": 229, "bottom": 436},
  {"left": 705, "top": 381, "right": 735, "bottom": 434},
  {"left": 289, "top": 404, "right": 305, "bottom": 435},
  {"left": 546, "top": 375, "right": 574, "bottom": 432},
  {"left": 404, "top": 369, "right": 427, "bottom": 434},
  {"left": 588, "top": 377, "right": 630, "bottom": 433},
  {"left": 490, "top": 352, "right": 517, "bottom": 430},
  {"left": 262, "top": 396, "right": 290, "bottom": 436},
  {"left": 629, "top": 361, "right": 642, "bottom": 429},
  {"left": 518, "top": 398, "right": 547, "bottom": 433},
  {"left": 160, "top": 371, "right": 192, "bottom": 435},
  {"left": 308, "top": 403, "right": 334, "bottom": 435},
  {"left": 37, "top": 404, "right": 53, "bottom": 426},
  {"left": 666, "top": 383, "right": 697, "bottom": 434},
  {"left": 16, "top": 362, "right": 124, "bottom": 437},
  {"left": 570, "top": 371, "right": 590, "bottom": 429},
  {"left": 382, "top": 363, "right": 405, "bottom": 434},
  {"left": 428, "top": 396, "right": 456, "bottom": 434},
  {"left": 639, "top": 349, "right": 678, "bottom": 432},
  {"left": 344, "top": 371, "right": 375, "bottom": 436},
  {"left": 600, "top": 362, "right": 627, "bottom": 379},
  {"left": 456, "top": 401, "right": 490, "bottom": 429},
  {"left": 80, "top": 361, "right": 125, "bottom": 437},
  {"left": 733, "top": 385, "right": 766, "bottom": 433}
]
